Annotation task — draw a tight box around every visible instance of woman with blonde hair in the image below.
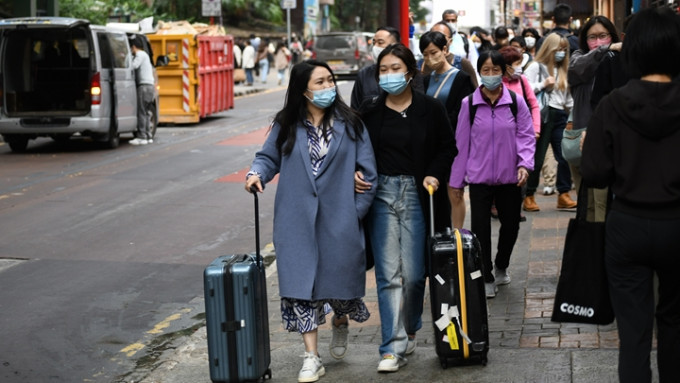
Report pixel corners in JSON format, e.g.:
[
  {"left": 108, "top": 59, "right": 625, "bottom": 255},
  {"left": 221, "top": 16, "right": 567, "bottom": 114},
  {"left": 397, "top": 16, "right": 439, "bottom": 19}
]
[{"left": 522, "top": 33, "right": 576, "bottom": 212}]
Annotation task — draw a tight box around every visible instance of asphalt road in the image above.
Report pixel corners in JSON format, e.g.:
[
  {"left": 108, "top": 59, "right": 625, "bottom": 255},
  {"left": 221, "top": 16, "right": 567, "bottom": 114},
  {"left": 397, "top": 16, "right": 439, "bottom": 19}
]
[{"left": 0, "top": 82, "right": 355, "bottom": 382}]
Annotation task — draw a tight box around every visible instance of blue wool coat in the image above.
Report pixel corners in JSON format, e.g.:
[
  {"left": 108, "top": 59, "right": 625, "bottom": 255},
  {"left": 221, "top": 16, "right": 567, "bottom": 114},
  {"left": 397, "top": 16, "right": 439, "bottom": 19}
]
[{"left": 250, "top": 117, "right": 377, "bottom": 301}]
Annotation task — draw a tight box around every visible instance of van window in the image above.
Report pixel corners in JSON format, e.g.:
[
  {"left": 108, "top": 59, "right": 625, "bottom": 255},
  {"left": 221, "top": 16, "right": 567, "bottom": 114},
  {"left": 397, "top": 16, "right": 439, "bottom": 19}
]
[
  {"left": 98, "top": 32, "right": 131, "bottom": 69},
  {"left": 317, "top": 35, "right": 356, "bottom": 50}
]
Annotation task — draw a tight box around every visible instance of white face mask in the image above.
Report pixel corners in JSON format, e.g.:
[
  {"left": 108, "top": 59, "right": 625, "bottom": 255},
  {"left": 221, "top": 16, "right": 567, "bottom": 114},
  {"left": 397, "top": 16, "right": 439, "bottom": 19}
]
[
  {"left": 524, "top": 36, "right": 536, "bottom": 49},
  {"left": 474, "top": 42, "right": 482, "bottom": 49},
  {"left": 447, "top": 22, "right": 458, "bottom": 33},
  {"left": 372, "top": 46, "right": 384, "bottom": 61},
  {"left": 511, "top": 65, "right": 523, "bottom": 79}
]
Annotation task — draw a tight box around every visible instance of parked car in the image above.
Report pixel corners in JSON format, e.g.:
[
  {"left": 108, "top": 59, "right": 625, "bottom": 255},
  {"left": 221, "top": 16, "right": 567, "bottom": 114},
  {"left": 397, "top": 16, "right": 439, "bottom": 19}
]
[
  {"left": 312, "top": 32, "right": 374, "bottom": 78},
  {"left": 0, "top": 17, "right": 166, "bottom": 152}
]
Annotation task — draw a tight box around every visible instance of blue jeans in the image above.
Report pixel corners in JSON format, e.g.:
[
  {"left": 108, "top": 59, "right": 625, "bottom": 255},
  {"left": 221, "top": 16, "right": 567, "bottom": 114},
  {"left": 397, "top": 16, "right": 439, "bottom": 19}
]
[
  {"left": 366, "top": 175, "right": 426, "bottom": 357},
  {"left": 258, "top": 59, "right": 269, "bottom": 83},
  {"left": 526, "top": 107, "right": 572, "bottom": 195},
  {"left": 245, "top": 68, "right": 254, "bottom": 85}
]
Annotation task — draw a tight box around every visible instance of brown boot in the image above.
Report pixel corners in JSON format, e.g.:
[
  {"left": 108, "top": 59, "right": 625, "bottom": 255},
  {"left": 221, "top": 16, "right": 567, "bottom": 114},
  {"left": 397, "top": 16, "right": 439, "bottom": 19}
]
[
  {"left": 557, "top": 192, "right": 577, "bottom": 209},
  {"left": 523, "top": 195, "right": 540, "bottom": 212}
]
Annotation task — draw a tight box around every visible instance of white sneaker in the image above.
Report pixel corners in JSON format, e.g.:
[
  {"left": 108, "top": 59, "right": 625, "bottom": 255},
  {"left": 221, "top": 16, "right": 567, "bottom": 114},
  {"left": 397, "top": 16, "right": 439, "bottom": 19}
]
[
  {"left": 405, "top": 335, "right": 416, "bottom": 355},
  {"left": 494, "top": 267, "right": 511, "bottom": 286},
  {"left": 377, "top": 353, "right": 407, "bottom": 373},
  {"left": 543, "top": 186, "right": 555, "bottom": 195},
  {"left": 298, "top": 352, "right": 325, "bottom": 383},
  {"left": 485, "top": 282, "right": 498, "bottom": 298},
  {"left": 129, "top": 138, "right": 148, "bottom": 146},
  {"left": 147, "top": 138, "right": 153, "bottom": 144},
  {"left": 329, "top": 315, "right": 348, "bottom": 359}
]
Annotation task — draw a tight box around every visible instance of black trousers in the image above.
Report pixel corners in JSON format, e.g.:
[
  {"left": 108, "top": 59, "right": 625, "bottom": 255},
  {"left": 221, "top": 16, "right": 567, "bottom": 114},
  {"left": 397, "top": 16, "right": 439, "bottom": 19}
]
[
  {"left": 469, "top": 183, "right": 522, "bottom": 283},
  {"left": 605, "top": 209, "right": 680, "bottom": 383}
]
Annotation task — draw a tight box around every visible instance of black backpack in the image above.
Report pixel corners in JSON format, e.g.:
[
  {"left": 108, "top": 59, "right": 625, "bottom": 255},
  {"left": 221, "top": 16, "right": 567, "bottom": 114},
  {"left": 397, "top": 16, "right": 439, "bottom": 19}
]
[{"left": 468, "top": 89, "right": 518, "bottom": 126}]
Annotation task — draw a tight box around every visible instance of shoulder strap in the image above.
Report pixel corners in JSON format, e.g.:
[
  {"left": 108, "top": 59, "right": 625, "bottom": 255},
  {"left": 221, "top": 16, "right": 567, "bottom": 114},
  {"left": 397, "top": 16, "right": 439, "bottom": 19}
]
[
  {"left": 468, "top": 94, "right": 476, "bottom": 126},
  {"left": 433, "top": 69, "right": 458, "bottom": 98},
  {"left": 508, "top": 89, "right": 518, "bottom": 121},
  {"left": 519, "top": 77, "right": 527, "bottom": 100},
  {"left": 469, "top": 90, "right": 517, "bottom": 125}
]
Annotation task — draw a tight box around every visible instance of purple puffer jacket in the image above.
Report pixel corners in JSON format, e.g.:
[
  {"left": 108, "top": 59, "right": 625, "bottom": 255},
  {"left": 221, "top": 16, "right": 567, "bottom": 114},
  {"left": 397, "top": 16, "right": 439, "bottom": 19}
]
[{"left": 449, "top": 86, "right": 535, "bottom": 188}]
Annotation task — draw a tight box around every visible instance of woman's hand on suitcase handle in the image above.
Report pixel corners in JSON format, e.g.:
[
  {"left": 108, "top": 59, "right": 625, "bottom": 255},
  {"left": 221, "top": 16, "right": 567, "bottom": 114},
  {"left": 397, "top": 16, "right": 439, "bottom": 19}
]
[
  {"left": 354, "top": 170, "right": 372, "bottom": 194},
  {"left": 245, "top": 175, "right": 263, "bottom": 193},
  {"left": 517, "top": 166, "right": 529, "bottom": 187},
  {"left": 424, "top": 176, "right": 439, "bottom": 193}
]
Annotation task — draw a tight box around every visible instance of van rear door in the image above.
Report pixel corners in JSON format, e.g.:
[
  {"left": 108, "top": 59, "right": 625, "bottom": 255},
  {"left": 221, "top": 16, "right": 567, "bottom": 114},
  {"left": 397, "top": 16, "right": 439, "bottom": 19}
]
[
  {"left": 0, "top": 17, "right": 93, "bottom": 117},
  {"left": 96, "top": 31, "right": 137, "bottom": 132}
]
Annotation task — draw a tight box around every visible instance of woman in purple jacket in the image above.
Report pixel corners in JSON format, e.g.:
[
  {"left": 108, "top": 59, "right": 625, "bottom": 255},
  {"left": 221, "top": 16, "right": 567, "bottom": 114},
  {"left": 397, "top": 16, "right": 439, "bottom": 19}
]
[{"left": 449, "top": 50, "right": 535, "bottom": 298}]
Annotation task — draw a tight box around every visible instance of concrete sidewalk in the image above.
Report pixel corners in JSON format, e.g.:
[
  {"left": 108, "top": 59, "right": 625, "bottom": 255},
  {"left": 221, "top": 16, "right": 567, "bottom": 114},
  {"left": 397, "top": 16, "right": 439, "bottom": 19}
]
[{"left": 136, "top": 189, "right": 659, "bottom": 383}]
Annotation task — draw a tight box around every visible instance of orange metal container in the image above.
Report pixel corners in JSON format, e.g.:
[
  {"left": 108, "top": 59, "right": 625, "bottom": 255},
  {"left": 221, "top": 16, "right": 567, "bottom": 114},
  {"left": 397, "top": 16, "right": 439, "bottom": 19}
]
[{"left": 147, "top": 34, "right": 234, "bottom": 124}]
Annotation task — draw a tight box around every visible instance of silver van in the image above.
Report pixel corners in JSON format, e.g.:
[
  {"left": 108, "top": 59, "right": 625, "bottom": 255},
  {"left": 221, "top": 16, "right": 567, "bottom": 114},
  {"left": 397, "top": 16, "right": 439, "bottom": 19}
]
[
  {"left": 0, "top": 17, "right": 164, "bottom": 152},
  {"left": 312, "top": 32, "right": 374, "bottom": 78}
]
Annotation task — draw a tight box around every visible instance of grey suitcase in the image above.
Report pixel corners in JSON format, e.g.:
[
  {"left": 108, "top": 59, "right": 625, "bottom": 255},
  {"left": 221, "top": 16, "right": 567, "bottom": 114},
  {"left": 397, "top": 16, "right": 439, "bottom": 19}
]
[{"left": 204, "top": 190, "right": 271, "bottom": 382}]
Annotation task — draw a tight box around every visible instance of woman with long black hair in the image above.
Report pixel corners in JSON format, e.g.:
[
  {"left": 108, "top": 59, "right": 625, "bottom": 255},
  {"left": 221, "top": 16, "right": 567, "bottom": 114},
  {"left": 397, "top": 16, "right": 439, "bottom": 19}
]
[{"left": 246, "top": 60, "right": 377, "bottom": 383}]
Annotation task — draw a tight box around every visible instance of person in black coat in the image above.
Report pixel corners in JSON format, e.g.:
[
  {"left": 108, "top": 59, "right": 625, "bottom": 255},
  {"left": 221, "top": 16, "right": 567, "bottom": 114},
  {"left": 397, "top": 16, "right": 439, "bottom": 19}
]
[
  {"left": 354, "top": 43, "right": 456, "bottom": 372},
  {"left": 580, "top": 8, "right": 680, "bottom": 383}
]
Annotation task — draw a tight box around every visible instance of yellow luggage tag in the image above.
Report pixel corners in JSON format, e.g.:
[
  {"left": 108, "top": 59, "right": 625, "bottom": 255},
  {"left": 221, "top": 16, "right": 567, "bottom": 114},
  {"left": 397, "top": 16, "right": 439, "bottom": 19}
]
[{"left": 446, "top": 321, "right": 460, "bottom": 350}]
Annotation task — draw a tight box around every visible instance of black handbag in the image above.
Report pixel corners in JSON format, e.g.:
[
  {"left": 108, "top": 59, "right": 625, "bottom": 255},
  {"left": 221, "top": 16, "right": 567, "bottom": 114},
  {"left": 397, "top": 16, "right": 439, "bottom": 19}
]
[{"left": 551, "top": 185, "right": 615, "bottom": 325}]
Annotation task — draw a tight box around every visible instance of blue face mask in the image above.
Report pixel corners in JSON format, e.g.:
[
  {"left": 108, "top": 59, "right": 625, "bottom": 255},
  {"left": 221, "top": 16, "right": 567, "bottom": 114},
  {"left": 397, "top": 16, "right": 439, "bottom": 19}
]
[
  {"left": 306, "top": 86, "right": 336, "bottom": 108},
  {"left": 554, "top": 51, "right": 566, "bottom": 63},
  {"left": 379, "top": 72, "right": 411, "bottom": 95},
  {"left": 480, "top": 75, "right": 503, "bottom": 91}
]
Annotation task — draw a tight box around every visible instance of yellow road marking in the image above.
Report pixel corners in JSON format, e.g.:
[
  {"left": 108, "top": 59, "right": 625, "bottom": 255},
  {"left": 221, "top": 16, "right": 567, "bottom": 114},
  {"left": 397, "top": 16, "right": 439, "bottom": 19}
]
[
  {"left": 120, "top": 343, "right": 145, "bottom": 357},
  {"left": 119, "top": 308, "right": 192, "bottom": 357}
]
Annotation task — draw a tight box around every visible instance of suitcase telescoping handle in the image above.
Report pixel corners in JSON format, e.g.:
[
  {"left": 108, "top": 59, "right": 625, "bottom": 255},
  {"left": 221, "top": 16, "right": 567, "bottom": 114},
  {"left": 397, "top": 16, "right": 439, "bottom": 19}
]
[
  {"left": 427, "top": 185, "right": 436, "bottom": 238},
  {"left": 250, "top": 186, "right": 262, "bottom": 269}
]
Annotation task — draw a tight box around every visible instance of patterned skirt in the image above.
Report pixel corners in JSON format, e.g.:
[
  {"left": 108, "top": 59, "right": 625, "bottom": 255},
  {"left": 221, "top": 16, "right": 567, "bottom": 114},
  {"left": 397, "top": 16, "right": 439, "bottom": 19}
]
[{"left": 280, "top": 297, "right": 370, "bottom": 334}]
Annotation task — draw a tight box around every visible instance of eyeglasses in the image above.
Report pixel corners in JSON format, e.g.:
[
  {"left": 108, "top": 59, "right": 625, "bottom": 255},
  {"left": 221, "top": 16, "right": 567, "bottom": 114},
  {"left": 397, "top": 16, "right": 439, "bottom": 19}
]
[{"left": 586, "top": 32, "right": 610, "bottom": 41}]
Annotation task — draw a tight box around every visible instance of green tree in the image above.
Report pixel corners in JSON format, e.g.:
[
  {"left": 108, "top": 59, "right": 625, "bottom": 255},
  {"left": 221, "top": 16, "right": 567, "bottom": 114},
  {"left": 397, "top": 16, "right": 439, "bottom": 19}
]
[
  {"left": 60, "top": 0, "right": 154, "bottom": 25},
  {"left": 328, "top": 0, "right": 426, "bottom": 33},
  {"left": 152, "top": 0, "right": 283, "bottom": 26}
]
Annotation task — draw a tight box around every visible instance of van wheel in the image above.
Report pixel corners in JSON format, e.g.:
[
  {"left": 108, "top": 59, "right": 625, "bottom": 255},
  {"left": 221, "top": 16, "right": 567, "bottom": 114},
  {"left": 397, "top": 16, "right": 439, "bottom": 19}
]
[
  {"left": 99, "top": 125, "right": 119, "bottom": 149},
  {"left": 6, "top": 135, "right": 29, "bottom": 153},
  {"left": 147, "top": 104, "right": 158, "bottom": 138}
]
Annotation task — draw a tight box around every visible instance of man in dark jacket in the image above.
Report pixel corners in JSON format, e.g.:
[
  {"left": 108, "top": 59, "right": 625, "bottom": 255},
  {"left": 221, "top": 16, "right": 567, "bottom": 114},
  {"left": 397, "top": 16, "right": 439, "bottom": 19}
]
[
  {"left": 536, "top": 3, "right": 579, "bottom": 54},
  {"left": 350, "top": 26, "right": 400, "bottom": 110}
]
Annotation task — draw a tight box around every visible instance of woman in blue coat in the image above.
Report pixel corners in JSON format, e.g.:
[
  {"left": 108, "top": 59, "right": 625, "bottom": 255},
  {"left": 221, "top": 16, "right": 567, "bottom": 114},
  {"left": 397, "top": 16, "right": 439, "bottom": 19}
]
[{"left": 245, "top": 60, "right": 377, "bottom": 383}]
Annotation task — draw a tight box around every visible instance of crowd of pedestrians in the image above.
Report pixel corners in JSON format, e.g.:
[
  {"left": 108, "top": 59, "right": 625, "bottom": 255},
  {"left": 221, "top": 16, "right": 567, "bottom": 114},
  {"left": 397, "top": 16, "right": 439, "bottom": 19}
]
[{"left": 242, "top": 5, "right": 680, "bottom": 383}]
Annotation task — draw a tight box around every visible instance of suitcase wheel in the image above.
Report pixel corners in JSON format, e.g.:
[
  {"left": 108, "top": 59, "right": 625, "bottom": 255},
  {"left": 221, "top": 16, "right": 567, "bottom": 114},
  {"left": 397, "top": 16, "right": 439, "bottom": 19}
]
[
  {"left": 481, "top": 356, "right": 488, "bottom": 366},
  {"left": 440, "top": 358, "right": 448, "bottom": 369},
  {"left": 264, "top": 368, "right": 272, "bottom": 380}
]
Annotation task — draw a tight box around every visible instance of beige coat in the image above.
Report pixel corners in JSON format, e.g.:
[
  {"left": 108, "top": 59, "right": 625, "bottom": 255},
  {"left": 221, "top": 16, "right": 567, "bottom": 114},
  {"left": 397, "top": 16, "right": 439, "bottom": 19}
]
[{"left": 274, "top": 47, "right": 291, "bottom": 71}]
